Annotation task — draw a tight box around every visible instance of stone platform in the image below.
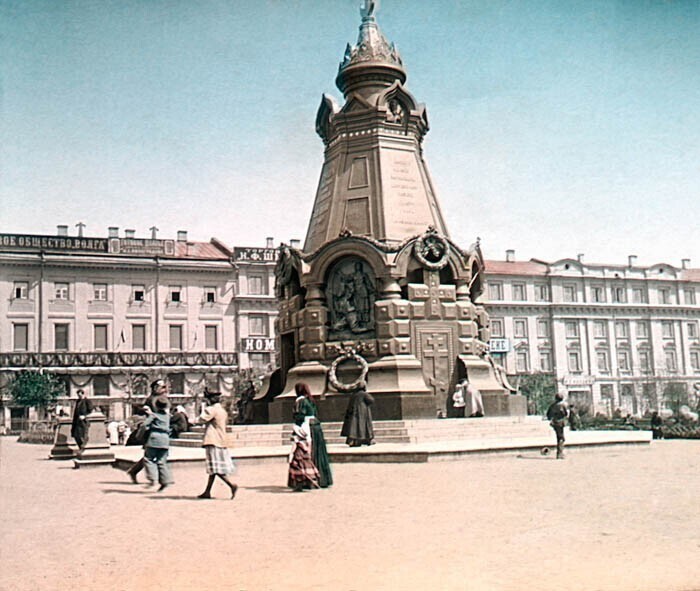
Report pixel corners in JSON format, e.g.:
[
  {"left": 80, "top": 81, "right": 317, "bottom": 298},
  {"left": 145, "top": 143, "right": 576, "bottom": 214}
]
[{"left": 112, "top": 418, "right": 652, "bottom": 470}]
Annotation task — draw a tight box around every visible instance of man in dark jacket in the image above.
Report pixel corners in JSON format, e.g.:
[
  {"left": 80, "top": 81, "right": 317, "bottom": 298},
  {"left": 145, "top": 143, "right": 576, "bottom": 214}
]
[
  {"left": 546, "top": 393, "right": 569, "bottom": 459},
  {"left": 127, "top": 379, "right": 169, "bottom": 483},
  {"left": 71, "top": 389, "right": 93, "bottom": 450}
]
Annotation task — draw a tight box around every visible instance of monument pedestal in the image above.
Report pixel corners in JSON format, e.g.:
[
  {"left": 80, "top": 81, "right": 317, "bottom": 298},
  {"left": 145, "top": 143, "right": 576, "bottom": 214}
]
[
  {"left": 49, "top": 418, "right": 77, "bottom": 460},
  {"left": 73, "top": 412, "right": 115, "bottom": 468},
  {"left": 482, "top": 393, "right": 527, "bottom": 417}
]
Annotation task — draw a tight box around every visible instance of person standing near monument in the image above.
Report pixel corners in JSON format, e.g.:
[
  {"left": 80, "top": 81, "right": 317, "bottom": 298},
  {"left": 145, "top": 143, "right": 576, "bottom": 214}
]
[
  {"left": 287, "top": 415, "right": 320, "bottom": 491},
  {"left": 197, "top": 389, "right": 238, "bottom": 500},
  {"left": 451, "top": 383, "right": 466, "bottom": 418},
  {"left": 340, "top": 382, "right": 375, "bottom": 446},
  {"left": 126, "top": 379, "right": 169, "bottom": 483},
  {"left": 71, "top": 389, "right": 92, "bottom": 451},
  {"left": 293, "top": 382, "right": 333, "bottom": 488},
  {"left": 141, "top": 395, "right": 173, "bottom": 491},
  {"left": 546, "top": 393, "right": 569, "bottom": 459}
]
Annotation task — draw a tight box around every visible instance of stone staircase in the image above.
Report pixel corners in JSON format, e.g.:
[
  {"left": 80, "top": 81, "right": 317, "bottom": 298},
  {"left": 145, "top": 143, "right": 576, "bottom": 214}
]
[{"left": 171, "top": 416, "right": 552, "bottom": 449}]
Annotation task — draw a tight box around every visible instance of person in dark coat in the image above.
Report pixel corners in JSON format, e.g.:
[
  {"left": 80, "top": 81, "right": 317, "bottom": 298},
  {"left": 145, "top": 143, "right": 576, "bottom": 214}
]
[
  {"left": 71, "top": 389, "right": 93, "bottom": 450},
  {"left": 170, "top": 405, "right": 189, "bottom": 439},
  {"left": 546, "top": 393, "right": 569, "bottom": 459},
  {"left": 340, "top": 382, "right": 375, "bottom": 447},
  {"left": 650, "top": 411, "right": 664, "bottom": 439},
  {"left": 127, "top": 379, "right": 169, "bottom": 483},
  {"left": 142, "top": 395, "right": 173, "bottom": 491}
]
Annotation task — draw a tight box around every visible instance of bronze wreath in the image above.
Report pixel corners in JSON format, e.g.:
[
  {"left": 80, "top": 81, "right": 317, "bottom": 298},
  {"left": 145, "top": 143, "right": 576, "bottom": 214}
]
[
  {"left": 328, "top": 348, "right": 369, "bottom": 392},
  {"left": 413, "top": 230, "right": 449, "bottom": 270}
]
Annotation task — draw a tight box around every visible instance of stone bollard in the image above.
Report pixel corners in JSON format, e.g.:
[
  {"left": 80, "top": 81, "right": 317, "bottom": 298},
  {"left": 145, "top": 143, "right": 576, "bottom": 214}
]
[
  {"left": 73, "top": 411, "right": 115, "bottom": 468},
  {"left": 49, "top": 418, "right": 77, "bottom": 460}
]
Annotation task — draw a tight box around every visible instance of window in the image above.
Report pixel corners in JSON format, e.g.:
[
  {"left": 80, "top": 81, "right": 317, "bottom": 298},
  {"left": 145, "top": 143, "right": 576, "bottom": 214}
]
[
  {"left": 665, "top": 349, "right": 677, "bottom": 373},
  {"left": 568, "top": 351, "right": 581, "bottom": 373},
  {"left": 170, "top": 286, "right": 182, "bottom": 303},
  {"left": 249, "top": 315, "right": 268, "bottom": 336},
  {"left": 563, "top": 285, "right": 577, "bottom": 302},
  {"left": 615, "top": 321, "right": 628, "bottom": 339},
  {"left": 617, "top": 350, "right": 631, "bottom": 372},
  {"left": 168, "top": 373, "right": 184, "bottom": 395},
  {"left": 512, "top": 283, "right": 526, "bottom": 301},
  {"left": 593, "top": 321, "right": 607, "bottom": 338},
  {"left": 13, "top": 323, "right": 28, "bottom": 351},
  {"left": 658, "top": 287, "right": 671, "bottom": 304},
  {"left": 248, "top": 275, "right": 266, "bottom": 295},
  {"left": 537, "top": 319, "right": 549, "bottom": 338},
  {"left": 535, "top": 284, "right": 550, "bottom": 301},
  {"left": 488, "top": 282, "right": 503, "bottom": 300},
  {"left": 13, "top": 281, "right": 28, "bottom": 299},
  {"left": 636, "top": 321, "right": 649, "bottom": 339},
  {"left": 132, "top": 325, "right": 146, "bottom": 350},
  {"left": 612, "top": 286, "right": 626, "bottom": 303},
  {"left": 690, "top": 351, "right": 700, "bottom": 371},
  {"left": 632, "top": 287, "right": 647, "bottom": 303},
  {"left": 684, "top": 288, "right": 696, "bottom": 305},
  {"left": 565, "top": 321, "right": 579, "bottom": 338},
  {"left": 639, "top": 350, "right": 652, "bottom": 372},
  {"left": 54, "top": 323, "right": 69, "bottom": 350},
  {"left": 54, "top": 282, "right": 69, "bottom": 300},
  {"left": 516, "top": 350, "right": 529, "bottom": 372},
  {"left": 597, "top": 350, "right": 609, "bottom": 372},
  {"left": 661, "top": 321, "right": 674, "bottom": 339},
  {"left": 490, "top": 318, "right": 504, "bottom": 338},
  {"left": 205, "top": 325, "right": 218, "bottom": 350},
  {"left": 249, "top": 353, "right": 269, "bottom": 370},
  {"left": 93, "top": 283, "right": 107, "bottom": 301},
  {"left": 513, "top": 319, "right": 528, "bottom": 338},
  {"left": 93, "top": 375, "right": 110, "bottom": 397},
  {"left": 591, "top": 286, "right": 605, "bottom": 303},
  {"left": 132, "top": 285, "right": 145, "bottom": 302},
  {"left": 169, "top": 325, "right": 183, "bottom": 350},
  {"left": 94, "top": 325, "right": 108, "bottom": 350},
  {"left": 204, "top": 287, "right": 217, "bottom": 303},
  {"left": 540, "top": 350, "right": 552, "bottom": 372},
  {"left": 687, "top": 322, "right": 698, "bottom": 339}
]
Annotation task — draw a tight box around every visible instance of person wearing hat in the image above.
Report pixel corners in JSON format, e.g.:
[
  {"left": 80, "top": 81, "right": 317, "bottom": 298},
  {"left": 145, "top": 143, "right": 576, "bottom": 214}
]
[
  {"left": 141, "top": 394, "right": 173, "bottom": 491},
  {"left": 197, "top": 390, "right": 238, "bottom": 500},
  {"left": 71, "top": 389, "right": 93, "bottom": 451},
  {"left": 546, "top": 393, "right": 569, "bottom": 459},
  {"left": 126, "top": 379, "right": 169, "bottom": 483}
]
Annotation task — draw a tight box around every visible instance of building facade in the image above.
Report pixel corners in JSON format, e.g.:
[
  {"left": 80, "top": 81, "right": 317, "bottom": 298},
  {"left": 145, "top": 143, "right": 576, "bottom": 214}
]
[
  {"left": 0, "top": 228, "right": 278, "bottom": 430},
  {"left": 484, "top": 252, "right": 700, "bottom": 416}
]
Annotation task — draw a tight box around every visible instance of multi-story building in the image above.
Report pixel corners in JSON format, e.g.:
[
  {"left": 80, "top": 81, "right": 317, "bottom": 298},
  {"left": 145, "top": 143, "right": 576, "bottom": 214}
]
[
  {"left": 0, "top": 227, "right": 278, "bottom": 430},
  {"left": 484, "top": 250, "right": 700, "bottom": 416}
]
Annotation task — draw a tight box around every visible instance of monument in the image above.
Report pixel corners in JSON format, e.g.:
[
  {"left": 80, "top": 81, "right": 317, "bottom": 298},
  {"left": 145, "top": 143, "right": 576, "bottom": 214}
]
[{"left": 268, "top": 1, "right": 523, "bottom": 422}]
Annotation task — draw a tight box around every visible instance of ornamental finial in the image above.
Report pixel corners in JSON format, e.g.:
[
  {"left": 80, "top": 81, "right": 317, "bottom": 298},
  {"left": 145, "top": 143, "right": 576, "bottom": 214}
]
[{"left": 360, "top": 0, "right": 378, "bottom": 20}]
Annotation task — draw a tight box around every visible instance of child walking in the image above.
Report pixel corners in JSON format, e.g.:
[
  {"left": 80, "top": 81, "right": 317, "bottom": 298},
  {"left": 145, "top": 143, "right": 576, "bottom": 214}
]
[
  {"left": 198, "top": 390, "right": 238, "bottom": 500},
  {"left": 287, "top": 418, "right": 320, "bottom": 492}
]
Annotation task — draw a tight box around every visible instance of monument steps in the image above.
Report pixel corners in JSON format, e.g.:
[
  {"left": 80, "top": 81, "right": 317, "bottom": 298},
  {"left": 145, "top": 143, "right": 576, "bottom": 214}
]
[{"left": 171, "top": 417, "right": 553, "bottom": 449}]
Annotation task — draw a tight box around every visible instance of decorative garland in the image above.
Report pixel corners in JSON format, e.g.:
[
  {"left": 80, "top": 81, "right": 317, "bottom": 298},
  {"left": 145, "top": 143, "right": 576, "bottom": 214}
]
[
  {"left": 328, "top": 346, "right": 369, "bottom": 393},
  {"left": 413, "top": 227, "right": 449, "bottom": 270}
]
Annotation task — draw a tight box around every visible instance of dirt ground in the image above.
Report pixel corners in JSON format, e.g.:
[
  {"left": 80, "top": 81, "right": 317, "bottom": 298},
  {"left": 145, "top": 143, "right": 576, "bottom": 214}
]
[{"left": 1, "top": 438, "right": 699, "bottom": 591}]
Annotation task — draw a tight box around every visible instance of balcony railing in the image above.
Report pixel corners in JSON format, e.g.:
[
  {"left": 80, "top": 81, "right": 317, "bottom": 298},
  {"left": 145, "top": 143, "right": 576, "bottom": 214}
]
[{"left": 0, "top": 351, "right": 238, "bottom": 369}]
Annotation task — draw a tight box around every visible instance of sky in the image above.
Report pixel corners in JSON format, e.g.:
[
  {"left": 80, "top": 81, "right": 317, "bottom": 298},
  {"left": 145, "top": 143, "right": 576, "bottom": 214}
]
[{"left": 1, "top": 0, "right": 699, "bottom": 267}]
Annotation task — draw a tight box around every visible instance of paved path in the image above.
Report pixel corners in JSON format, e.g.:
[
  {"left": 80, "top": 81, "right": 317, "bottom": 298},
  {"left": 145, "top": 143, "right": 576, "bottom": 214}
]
[{"left": 1, "top": 437, "right": 699, "bottom": 591}]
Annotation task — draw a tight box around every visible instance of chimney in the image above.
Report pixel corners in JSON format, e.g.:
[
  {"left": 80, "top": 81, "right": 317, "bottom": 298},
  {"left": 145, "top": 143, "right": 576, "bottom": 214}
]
[
  {"left": 681, "top": 258, "right": 690, "bottom": 270},
  {"left": 125, "top": 229, "right": 135, "bottom": 239},
  {"left": 577, "top": 253, "right": 584, "bottom": 263},
  {"left": 57, "top": 225, "right": 68, "bottom": 236},
  {"left": 290, "top": 239, "right": 301, "bottom": 249},
  {"left": 108, "top": 227, "right": 119, "bottom": 238},
  {"left": 266, "top": 236, "right": 274, "bottom": 248},
  {"left": 505, "top": 249, "right": 515, "bottom": 263},
  {"left": 177, "top": 230, "right": 188, "bottom": 242},
  {"left": 628, "top": 255, "right": 638, "bottom": 268}
]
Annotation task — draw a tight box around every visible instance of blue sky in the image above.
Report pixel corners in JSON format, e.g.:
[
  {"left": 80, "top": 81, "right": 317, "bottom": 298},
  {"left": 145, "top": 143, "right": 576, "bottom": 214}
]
[{"left": 2, "top": 0, "right": 699, "bottom": 266}]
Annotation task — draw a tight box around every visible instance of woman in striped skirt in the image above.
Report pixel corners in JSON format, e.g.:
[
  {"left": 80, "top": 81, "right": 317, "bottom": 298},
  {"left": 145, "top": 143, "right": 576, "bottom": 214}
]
[{"left": 198, "top": 390, "right": 238, "bottom": 500}]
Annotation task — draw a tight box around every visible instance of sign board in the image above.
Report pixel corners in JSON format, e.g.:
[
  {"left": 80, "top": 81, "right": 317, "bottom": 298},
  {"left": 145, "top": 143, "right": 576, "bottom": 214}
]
[
  {"left": 109, "top": 238, "right": 175, "bottom": 256},
  {"left": 489, "top": 338, "right": 511, "bottom": 353},
  {"left": 0, "top": 233, "right": 108, "bottom": 252},
  {"left": 233, "top": 247, "right": 279, "bottom": 263},
  {"left": 241, "top": 337, "right": 276, "bottom": 353},
  {"left": 562, "top": 375, "right": 595, "bottom": 386}
]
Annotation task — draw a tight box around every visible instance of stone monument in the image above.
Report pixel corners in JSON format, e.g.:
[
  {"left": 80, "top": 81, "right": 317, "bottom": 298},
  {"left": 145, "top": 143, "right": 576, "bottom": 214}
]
[
  {"left": 73, "top": 411, "right": 115, "bottom": 468},
  {"left": 268, "top": 2, "right": 524, "bottom": 421}
]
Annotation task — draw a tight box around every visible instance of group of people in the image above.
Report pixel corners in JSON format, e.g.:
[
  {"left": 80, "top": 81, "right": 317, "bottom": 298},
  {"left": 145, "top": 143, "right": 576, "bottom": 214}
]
[
  {"left": 451, "top": 379, "right": 484, "bottom": 418},
  {"left": 124, "top": 379, "right": 238, "bottom": 498}
]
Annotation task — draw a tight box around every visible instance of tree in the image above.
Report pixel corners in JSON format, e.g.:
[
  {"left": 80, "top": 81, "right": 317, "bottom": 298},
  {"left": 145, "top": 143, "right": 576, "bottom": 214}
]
[
  {"left": 661, "top": 381, "right": 689, "bottom": 416},
  {"left": 516, "top": 372, "right": 557, "bottom": 415},
  {"left": 8, "top": 371, "right": 66, "bottom": 414}
]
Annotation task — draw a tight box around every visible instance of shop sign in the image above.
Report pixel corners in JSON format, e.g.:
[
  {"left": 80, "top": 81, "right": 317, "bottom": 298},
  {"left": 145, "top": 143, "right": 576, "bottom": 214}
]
[
  {"left": 109, "top": 238, "right": 175, "bottom": 256},
  {"left": 0, "top": 233, "right": 108, "bottom": 252},
  {"left": 489, "top": 338, "right": 511, "bottom": 353},
  {"left": 241, "top": 337, "right": 276, "bottom": 352},
  {"left": 234, "top": 247, "right": 278, "bottom": 263}
]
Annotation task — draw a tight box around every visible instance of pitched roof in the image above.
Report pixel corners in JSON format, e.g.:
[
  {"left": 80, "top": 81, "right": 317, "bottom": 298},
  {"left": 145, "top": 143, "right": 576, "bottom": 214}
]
[
  {"left": 173, "top": 240, "right": 230, "bottom": 260},
  {"left": 484, "top": 260, "right": 549, "bottom": 276},
  {"left": 681, "top": 268, "right": 700, "bottom": 282}
]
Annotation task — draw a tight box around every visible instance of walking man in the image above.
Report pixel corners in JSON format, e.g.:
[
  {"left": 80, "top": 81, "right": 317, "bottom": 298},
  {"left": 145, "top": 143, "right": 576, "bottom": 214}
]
[
  {"left": 546, "top": 393, "right": 569, "bottom": 459},
  {"left": 71, "top": 389, "right": 93, "bottom": 451},
  {"left": 127, "top": 379, "right": 169, "bottom": 483}
]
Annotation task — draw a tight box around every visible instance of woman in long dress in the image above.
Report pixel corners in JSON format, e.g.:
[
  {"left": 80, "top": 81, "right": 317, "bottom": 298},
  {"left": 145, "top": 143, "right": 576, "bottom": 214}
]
[
  {"left": 293, "top": 382, "right": 333, "bottom": 488},
  {"left": 287, "top": 419, "right": 320, "bottom": 491},
  {"left": 340, "top": 382, "right": 375, "bottom": 446}
]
